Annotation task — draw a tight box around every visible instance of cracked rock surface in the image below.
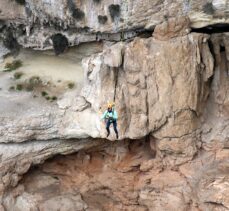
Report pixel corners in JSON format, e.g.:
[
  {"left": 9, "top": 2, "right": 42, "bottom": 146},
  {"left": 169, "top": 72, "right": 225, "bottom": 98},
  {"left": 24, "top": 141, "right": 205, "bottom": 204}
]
[{"left": 0, "top": 1, "right": 229, "bottom": 210}]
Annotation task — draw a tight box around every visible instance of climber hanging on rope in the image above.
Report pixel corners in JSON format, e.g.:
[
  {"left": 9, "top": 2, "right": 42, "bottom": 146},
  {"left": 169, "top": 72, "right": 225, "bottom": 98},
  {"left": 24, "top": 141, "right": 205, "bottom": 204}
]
[{"left": 101, "top": 102, "right": 119, "bottom": 139}]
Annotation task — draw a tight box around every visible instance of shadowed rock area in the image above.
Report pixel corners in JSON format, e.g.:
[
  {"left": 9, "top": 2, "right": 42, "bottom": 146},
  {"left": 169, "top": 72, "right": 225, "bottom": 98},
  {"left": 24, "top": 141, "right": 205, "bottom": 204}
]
[{"left": 3, "top": 139, "right": 229, "bottom": 211}]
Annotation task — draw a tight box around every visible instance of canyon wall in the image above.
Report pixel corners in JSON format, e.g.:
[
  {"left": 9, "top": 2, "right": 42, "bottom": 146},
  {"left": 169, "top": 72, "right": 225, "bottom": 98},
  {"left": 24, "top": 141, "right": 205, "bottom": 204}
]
[{"left": 0, "top": 0, "right": 229, "bottom": 210}]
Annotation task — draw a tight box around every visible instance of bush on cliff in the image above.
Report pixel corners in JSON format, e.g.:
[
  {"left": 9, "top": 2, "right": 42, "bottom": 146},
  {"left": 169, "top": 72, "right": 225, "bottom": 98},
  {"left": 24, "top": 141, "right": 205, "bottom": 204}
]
[
  {"left": 4, "top": 60, "right": 23, "bottom": 72},
  {"left": 15, "top": 0, "right": 25, "bottom": 5}
]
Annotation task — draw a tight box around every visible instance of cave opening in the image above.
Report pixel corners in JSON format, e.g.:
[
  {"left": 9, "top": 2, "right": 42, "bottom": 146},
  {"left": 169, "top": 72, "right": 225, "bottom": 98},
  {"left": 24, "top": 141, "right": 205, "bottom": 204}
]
[
  {"left": 191, "top": 23, "right": 229, "bottom": 34},
  {"left": 2, "top": 139, "right": 156, "bottom": 211}
]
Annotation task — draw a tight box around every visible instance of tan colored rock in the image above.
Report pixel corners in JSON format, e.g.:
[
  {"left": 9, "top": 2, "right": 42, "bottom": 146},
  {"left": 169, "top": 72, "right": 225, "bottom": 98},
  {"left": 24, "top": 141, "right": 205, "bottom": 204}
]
[
  {"left": 81, "top": 33, "right": 213, "bottom": 140},
  {"left": 103, "top": 42, "right": 124, "bottom": 68},
  {"left": 154, "top": 16, "right": 191, "bottom": 40},
  {"left": 3, "top": 140, "right": 192, "bottom": 211},
  {"left": 0, "top": 138, "right": 105, "bottom": 204}
]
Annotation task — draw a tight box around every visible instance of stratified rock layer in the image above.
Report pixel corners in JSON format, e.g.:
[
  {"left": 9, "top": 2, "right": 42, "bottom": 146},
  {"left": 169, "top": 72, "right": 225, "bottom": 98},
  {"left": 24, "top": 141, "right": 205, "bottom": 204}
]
[
  {"left": 3, "top": 139, "right": 229, "bottom": 211},
  {"left": 0, "top": 0, "right": 229, "bottom": 49},
  {"left": 0, "top": 1, "right": 229, "bottom": 210}
]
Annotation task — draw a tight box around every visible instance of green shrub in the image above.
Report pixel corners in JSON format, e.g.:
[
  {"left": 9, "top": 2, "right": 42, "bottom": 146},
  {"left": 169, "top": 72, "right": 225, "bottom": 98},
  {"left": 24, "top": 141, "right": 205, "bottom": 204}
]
[
  {"left": 51, "top": 34, "right": 69, "bottom": 55},
  {"left": 16, "top": 84, "right": 23, "bottom": 91},
  {"left": 108, "top": 4, "right": 120, "bottom": 21},
  {"left": 14, "top": 72, "right": 23, "bottom": 79},
  {"left": 15, "top": 0, "right": 25, "bottom": 5},
  {"left": 98, "top": 15, "right": 108, "bottom": 24},
  {"left": 93, "top": 0, "right": 101, "bottom": 3},
  {"left": 29, "top": 76, "right": 42, "bottom": 85},
  {"left": 51, "top": 96, "right": 57, "bottom": 101},
  {"left": 41, "top": 91, "right": 48, "bottom": 96},
  {"left": 203, "top": 3, "right": 214, "bottom": 15},
  {"left": 25, "top": 76, "right": 41, "bottom": 91},
  {"left": 25, "top": 76, "right": 42, "bottom": 91},
  {"left": 46, "top": 96, "right": 51, "bottom": 100},
  {"left": 68, "top": 82, "right": 75, "bottom": 89},
  {"left": 4, "top": 60, "right": 23, "bottom": 72},
  {"left": 9, "top": 86, "right": 15, "bottom": 91}
]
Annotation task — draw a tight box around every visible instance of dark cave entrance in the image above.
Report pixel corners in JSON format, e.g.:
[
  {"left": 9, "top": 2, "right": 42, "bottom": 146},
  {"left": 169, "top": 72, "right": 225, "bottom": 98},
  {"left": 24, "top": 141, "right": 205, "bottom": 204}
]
[{"left": 191, "top": 23, "right": 229, "bottom": 34}]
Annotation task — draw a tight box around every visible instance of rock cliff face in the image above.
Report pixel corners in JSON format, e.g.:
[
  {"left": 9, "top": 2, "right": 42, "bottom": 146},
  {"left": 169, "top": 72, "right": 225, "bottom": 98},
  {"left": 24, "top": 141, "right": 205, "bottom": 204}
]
[{"left": 0, "top": 0, "right": 229, "bottom": 210}]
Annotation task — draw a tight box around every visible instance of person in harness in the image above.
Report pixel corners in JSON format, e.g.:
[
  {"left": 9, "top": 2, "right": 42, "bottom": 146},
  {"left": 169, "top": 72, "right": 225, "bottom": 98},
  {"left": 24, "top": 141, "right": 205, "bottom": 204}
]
[{"left": 101, "top": 103, "right": 119, "bottom": 139}]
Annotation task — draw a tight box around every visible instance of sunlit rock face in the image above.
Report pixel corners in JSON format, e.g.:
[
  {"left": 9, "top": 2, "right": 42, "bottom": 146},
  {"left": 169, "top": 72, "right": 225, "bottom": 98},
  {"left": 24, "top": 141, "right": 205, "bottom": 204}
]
[
  {"left": 0, "top": 23, "right": 214, "bottom": 143},
  {"left": 0, "top": 0, "right": 229, "bottom": 210}
]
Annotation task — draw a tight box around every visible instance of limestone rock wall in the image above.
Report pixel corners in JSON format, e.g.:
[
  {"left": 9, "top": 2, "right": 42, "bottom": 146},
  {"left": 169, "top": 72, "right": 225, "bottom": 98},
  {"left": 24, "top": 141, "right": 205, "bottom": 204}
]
[
  {"left": 0, "top": 0, "right": 229, "bottom": 49},
  {"left": 0, "top": 0, "right": 229, "bottom": 210},
  {"left": 2, "top": 139, "right": 229, "bottom": 211}
]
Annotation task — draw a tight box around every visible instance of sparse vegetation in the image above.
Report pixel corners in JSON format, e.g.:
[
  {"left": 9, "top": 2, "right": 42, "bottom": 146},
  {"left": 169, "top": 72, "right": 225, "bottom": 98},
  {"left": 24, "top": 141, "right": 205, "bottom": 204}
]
[
  {"left": 9, "top": 86, "right": 15, "bottom": 91},
  {"left": 15, "top": 0, "right": 25, "bottom": 5},
  {"left": 68, "top": 82, "right": 75, "bottom": 89},
  {"left": 29, "top": 76, "right": 41, "bottom": 85},
  {"left": 41, "top": 91, "right": 48, "bottom": 97},
  {"left": 14, "top": 72, "right": 23, "bottom": 80},
  {"left": 51, "top": 96, "right": 57, "bottom": 101},
  {"left": 108, "top": 4, "right": 120, "bottom": 21},
  {"left": 203, "top": 2, "right": 214, "bottom": 15},
  {"left": 51, "top": 34, "right": 69, "bottom": 55},
  {"left": 4, "top": 60, "right": 23, "bottom": 72},
  {"left": 26, "top": 76, "right": 42, "bottom": 91},
  {"left": 98, "top": 15, "right": 108, "bottom": 24},
  {"left": 41, "top": 91, "right": 57, "bottom": 102},
  {"left": 16, "top": 84, "right": 23, "bottom": 91}
]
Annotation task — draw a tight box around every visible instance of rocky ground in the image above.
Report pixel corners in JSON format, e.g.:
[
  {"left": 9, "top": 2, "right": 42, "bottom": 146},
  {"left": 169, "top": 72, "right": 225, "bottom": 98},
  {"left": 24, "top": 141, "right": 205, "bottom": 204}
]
[{"left": 0, "top": 0, "right": 229, "bottom": 210}]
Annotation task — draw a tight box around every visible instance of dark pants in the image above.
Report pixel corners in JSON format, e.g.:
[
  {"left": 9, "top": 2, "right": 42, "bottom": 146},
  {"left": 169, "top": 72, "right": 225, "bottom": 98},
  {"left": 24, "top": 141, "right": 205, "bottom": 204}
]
[{"left": 106, "top": 119, "right": 118, "bottom": 136}]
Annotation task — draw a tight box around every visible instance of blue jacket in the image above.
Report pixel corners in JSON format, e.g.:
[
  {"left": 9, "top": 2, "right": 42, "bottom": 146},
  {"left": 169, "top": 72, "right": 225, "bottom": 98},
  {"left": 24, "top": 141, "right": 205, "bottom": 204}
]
[{"left": 101, "top": 108, "right": 118, "bottom": 120}]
